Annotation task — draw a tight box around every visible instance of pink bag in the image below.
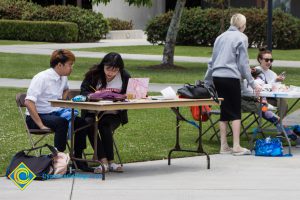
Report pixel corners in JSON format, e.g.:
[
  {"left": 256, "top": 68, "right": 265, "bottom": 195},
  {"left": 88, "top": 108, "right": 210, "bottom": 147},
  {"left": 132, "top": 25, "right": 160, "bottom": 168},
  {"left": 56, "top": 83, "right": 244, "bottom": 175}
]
[
  {"left": 52, "top": 152, "right": 70, "bottom": 175},
  {"left": 88, "top": 91, "right": 126, "bottom": 102}
]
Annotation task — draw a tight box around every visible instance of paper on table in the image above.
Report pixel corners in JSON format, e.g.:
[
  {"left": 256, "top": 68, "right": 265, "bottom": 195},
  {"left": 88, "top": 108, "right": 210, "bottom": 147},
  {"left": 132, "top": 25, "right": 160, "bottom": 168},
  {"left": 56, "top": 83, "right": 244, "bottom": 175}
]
[{"left": 160, "top": 86, "right": 177, "bottom": 99}]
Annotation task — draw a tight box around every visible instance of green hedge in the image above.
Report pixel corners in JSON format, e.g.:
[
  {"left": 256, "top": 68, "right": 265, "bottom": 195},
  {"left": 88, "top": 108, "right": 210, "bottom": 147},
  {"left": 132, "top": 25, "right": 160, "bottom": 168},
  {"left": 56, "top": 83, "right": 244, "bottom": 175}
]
[
  {"left": 0, "top": 19, "right": 78, "bottom": 42},
  {"left": 0, "top": 0, "right": 109, "bottom": 42},
  {"left": 107, "top": 18, "right": 133, "bottom": 30},
  {"left": 145, "top": 8, "right": 300, "bottom": 49}
]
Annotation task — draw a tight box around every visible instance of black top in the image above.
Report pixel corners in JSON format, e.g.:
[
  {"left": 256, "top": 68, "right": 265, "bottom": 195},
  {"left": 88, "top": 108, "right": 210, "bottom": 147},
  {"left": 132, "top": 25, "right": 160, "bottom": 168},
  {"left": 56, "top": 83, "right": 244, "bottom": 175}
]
[{"left": 80, "top": 69, "right": 131, "bottom": 125}]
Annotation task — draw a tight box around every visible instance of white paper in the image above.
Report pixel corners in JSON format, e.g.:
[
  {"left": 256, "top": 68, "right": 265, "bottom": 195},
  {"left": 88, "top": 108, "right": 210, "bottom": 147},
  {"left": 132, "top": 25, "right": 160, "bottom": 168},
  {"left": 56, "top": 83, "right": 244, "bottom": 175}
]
[{"left": 160, "top": 86, "right": 177, "bottom": 99}]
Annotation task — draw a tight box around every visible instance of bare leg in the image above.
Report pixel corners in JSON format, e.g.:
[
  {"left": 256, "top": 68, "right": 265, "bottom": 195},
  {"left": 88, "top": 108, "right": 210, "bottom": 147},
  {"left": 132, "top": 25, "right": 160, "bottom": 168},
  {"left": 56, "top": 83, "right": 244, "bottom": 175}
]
[
  {"left": 232, "top": 119, "right": 241, "bottom": 151},
  {"left": 220, "top": 121, "right": 230, "bottom": 151}
]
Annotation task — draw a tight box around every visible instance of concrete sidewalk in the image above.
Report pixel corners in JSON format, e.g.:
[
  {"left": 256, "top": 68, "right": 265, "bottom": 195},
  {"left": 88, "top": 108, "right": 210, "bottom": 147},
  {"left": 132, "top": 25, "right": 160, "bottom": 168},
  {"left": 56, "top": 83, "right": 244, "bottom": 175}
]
[
  {"left": 1, "top": 39, "right": 300, "bottom": 67},
  {"left": 1, "top": 148, "right": 300, "bottom": 200}
]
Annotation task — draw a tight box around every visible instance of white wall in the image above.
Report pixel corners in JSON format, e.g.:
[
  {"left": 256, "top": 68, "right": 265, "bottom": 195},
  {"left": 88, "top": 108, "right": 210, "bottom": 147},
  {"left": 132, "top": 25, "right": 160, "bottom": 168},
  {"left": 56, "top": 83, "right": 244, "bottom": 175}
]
[{"left": 93, "top": 0, "right": 165, "bottom": 30}]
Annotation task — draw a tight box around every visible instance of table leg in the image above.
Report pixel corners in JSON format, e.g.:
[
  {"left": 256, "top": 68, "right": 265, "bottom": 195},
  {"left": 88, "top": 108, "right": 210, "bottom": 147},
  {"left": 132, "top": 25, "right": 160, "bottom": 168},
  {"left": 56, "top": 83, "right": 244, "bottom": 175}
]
[
  {"left": 69, "top": 109, "right": 106, "bottom": 180},
  {"left": 168, "top": 107, "right": 210, "bottom": 169},
  {"left": 278, "top": 98, "right": 292, "bottom": 155}
]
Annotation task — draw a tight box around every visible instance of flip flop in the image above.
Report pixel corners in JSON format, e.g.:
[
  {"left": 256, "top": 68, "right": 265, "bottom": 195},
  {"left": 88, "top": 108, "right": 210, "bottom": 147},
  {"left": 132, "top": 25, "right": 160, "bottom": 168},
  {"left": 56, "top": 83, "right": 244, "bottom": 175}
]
[
  {"left": 108, "top": 163, "right": 123, "bottom": 173},
  {"left": 94, "top": 163, "right": 108, "bottom": 174},
  {"left": 232, "top": 148, "right": 251, "bottom": 156},
  {"left": 220, "top": 147, "right": 233, "bottom": 154}
]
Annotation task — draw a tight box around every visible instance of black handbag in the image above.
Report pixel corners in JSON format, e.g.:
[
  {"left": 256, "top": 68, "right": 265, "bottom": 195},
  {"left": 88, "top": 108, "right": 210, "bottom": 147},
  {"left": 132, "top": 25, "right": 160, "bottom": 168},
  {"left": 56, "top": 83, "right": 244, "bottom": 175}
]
[
  {"left": 177, "top": 80, "right": 219, "bottom": 103},
  {"left": 6, "top": 144, "right": 58, "bottom": 180}
]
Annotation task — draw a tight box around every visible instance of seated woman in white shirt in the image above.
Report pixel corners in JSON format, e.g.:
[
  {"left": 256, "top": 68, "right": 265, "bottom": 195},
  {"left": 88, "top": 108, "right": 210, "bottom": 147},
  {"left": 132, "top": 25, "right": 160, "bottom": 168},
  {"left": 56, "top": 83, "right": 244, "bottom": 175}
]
[
  {"left": 255, "top": 47, "right": 288, "bottom": 116},
  {"left": 241, "top": 68, "right": 299, "bottom": 143}
]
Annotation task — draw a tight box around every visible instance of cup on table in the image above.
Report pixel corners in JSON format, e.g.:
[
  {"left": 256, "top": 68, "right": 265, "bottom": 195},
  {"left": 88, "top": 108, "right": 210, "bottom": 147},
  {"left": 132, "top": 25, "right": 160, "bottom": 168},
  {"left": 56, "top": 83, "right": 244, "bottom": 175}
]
[
  {"left": 272, "top": 83, "right": 280, "bottom": 92},
  {"left": 127, "top": 93, "right": 135, "bottom": 100}
]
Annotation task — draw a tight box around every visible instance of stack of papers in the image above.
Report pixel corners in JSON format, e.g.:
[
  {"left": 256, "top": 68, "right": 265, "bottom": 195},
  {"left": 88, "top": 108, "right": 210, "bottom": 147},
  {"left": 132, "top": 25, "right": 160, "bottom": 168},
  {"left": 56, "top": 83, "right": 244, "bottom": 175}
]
[{"left": 151, "top": 86, "right": 177, "bottom": 100}]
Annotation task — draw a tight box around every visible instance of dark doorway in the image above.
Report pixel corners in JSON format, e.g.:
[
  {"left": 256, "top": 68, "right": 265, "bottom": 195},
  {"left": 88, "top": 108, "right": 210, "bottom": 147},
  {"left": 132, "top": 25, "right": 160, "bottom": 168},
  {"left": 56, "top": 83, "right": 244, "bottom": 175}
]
[{"left": 166, "top": 0, "right": 202, "bottom": 12}]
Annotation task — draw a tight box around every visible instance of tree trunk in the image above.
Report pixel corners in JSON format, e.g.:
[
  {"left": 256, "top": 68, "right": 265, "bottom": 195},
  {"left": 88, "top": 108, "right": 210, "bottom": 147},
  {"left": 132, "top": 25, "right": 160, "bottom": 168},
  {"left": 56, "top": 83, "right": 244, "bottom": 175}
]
[{"left": 162, "top": 0, "right": 186, "bottom": 66}]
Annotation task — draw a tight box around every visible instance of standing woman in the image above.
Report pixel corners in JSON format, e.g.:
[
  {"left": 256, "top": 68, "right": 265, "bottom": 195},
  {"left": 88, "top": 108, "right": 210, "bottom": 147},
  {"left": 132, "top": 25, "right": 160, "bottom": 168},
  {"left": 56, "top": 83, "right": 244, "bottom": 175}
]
[
  {"left": 204, "top": 13, "right": 261, "bottom": 155},
  {"left": 80, "top": 52, "right": 131, "bottom": 173}
]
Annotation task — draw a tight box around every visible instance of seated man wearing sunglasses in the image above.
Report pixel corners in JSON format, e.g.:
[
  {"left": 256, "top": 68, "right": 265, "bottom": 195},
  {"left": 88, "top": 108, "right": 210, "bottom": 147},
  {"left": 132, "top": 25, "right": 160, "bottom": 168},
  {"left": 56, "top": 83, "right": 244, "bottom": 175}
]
[{"left": 255, "top": 46, "right": 288, "bottom": 117}]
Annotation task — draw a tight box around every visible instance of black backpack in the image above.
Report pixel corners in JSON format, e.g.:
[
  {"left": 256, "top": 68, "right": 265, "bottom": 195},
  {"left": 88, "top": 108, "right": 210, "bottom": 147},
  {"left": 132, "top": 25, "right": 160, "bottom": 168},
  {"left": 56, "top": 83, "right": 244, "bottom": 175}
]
[{"left": 6, "top": 144, "right": 58, "bottom": 180}]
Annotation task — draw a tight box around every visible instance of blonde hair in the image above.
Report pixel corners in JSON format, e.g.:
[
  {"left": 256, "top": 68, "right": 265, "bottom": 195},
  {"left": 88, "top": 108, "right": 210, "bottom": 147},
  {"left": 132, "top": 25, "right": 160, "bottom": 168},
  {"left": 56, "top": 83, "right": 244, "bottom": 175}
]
[{"left": 230, "top": 13, "right": 246, "bottom": 30}]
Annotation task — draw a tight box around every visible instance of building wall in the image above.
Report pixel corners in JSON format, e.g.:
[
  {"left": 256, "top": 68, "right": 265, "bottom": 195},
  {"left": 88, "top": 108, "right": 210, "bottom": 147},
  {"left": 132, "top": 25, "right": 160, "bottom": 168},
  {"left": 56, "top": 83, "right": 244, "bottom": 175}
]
[{"left": 93, "top": 0, "right": 165, "bottom": 30}]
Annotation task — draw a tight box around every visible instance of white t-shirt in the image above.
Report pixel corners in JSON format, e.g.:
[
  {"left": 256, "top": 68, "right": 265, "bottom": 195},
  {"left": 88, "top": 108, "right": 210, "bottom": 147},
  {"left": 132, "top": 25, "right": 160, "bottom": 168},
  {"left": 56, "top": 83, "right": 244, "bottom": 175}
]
[
  {"left": 255, "top": 66, "right": 277, "bottom": 84},
  {"left": 25, "top": 68, "right": 69, "bottom": 115},
  {"left": 96, "top": 72, "right": 122, "bottom": 93}
]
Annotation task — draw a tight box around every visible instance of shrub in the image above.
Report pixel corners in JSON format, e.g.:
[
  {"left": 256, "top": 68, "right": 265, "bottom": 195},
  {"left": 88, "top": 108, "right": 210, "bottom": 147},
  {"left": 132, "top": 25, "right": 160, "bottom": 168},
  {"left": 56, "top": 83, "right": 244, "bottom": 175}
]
[
  {"left": 0, "top": 0, "right": 109, "bottom": 42},
  {"left": 0, "top": 0, "right": 42, "bottom": 20},
  {"left": 34, "top": 5, "right": 109, "bottom": 42},
  {"left": 0, "top": 19, "right": 78, "bottom": 42},
  {"left": 107, "top": 18, "right": 133, "bottom": 30},
  {"left": 145, "top": 11, "right": 173, "bottom": 44},
  {"left": 145, "top": 7, "right": 300, "bottom": 49}
]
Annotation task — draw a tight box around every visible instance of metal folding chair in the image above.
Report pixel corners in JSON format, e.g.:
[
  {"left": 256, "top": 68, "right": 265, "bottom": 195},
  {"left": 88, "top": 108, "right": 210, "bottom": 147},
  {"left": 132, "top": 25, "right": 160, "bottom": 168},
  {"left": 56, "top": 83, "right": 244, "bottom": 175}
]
[
  {"left": 16, "top": 93, "right": 54, "bottom": 155},
  {"left": 16, "top": 90, "right": 83, "bottom": 155}
]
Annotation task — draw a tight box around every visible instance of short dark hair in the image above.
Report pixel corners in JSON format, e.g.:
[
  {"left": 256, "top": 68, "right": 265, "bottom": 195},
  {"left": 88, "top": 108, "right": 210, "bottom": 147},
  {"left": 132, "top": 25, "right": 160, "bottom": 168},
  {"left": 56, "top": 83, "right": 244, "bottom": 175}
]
[{"left": 50, "top": 49, "right": 75, "bottom": 68}]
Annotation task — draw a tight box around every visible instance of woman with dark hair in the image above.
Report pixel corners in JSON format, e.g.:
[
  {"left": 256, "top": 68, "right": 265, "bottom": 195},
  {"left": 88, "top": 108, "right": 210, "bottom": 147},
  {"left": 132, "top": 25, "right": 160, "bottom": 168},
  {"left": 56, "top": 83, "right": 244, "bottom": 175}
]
[
  {"left": 80, "top": 52, "right": 131, "bottom": 173},
  {"left": 255, "top": 47, "right": 288, "bottom": 116}
]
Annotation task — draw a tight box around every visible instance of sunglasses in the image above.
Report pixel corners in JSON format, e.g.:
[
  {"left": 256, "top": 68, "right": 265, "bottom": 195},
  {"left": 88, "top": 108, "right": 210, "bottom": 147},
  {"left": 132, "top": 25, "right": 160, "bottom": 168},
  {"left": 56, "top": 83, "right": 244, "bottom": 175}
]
[{"left": 263, "top": 58, "right": 274, "bottom": 63}]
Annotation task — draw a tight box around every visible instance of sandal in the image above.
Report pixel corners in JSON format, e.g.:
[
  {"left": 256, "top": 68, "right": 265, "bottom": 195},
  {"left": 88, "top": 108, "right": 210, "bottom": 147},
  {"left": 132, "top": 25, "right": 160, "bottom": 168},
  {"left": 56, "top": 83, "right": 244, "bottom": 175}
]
[
  {"left": 219, "top": 146, "right": 233, "bottom": 154},
  {"left": 108, "top": 163, "right": 123, "bottom": 173},
  {"left": 94, "top": 163, "right": 108, "bottom": 174},
  {"left": 232, "top": 148, "right": 251, "bottom": 156}
]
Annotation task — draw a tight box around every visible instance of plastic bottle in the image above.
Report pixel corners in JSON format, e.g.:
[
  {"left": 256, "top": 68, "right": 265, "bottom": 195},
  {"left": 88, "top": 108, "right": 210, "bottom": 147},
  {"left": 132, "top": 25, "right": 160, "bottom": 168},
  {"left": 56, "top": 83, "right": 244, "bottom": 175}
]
[{"left": 71, "top": 95, "right": 87, "bottom": 102}]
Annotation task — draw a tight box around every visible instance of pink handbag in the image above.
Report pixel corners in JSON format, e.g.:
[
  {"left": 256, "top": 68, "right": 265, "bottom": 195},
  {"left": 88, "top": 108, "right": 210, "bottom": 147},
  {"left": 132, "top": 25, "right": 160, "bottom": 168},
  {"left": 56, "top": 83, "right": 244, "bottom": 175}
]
[{"left": 52, "top": 152, "right": 70, "bottom": 175}]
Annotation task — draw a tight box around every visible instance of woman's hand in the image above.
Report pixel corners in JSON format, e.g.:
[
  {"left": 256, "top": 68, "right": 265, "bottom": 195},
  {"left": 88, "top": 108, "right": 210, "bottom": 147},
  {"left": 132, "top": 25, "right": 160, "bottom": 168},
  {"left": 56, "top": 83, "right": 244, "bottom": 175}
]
[
  {"left": 39, "top": 125, "right": 50, "bottom": 130},
  {"left": 276, "top": 75, "right": 285, "bottom": 82},
  {"left": 254, "top": 84, "right": 262, "bottom": 97}
]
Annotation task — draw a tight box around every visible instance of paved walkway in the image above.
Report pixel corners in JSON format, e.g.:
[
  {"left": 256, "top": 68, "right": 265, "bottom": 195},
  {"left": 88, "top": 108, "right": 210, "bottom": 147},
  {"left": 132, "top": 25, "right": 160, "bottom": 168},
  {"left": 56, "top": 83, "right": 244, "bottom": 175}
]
[
  {"left": 1, "top": 39, "right": 300, "bottom": 67},
  {"left": 1, "top": 148, "right": 300, "bottom": 200}
]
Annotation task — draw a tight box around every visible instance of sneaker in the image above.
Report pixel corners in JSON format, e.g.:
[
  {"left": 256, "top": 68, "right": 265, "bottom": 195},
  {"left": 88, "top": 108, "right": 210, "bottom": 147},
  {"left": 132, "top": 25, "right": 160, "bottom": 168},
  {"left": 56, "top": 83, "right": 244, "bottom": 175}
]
[{"left": 267, "top": 104, "right": 277, "bottom": 111}]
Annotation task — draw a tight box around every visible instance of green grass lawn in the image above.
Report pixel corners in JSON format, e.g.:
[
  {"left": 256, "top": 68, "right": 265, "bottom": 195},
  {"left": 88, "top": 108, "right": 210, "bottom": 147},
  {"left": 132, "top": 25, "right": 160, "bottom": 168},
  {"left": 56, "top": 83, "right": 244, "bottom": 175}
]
[
  {"left": 1, "top": 52, "right": 300, "bottom": 85},
  {"left": 72, "top": 45, "right": 300, "bottom": 61},
  {"left": 0, "top": 40, "right": 48, "bottom": 45}
]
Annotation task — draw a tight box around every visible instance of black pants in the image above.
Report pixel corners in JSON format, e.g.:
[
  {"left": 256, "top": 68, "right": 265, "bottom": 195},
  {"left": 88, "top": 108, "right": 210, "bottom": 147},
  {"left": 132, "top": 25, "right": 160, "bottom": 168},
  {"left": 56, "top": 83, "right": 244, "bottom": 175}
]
[
  {"left": 85, "top": 114, "right": 121, "bottom": 161},
  {"left": 213, "top": 77, "right": 241, "bottom": 121},
  {"left": 26, "top": 114, "right": 88, "bottom": 155}
]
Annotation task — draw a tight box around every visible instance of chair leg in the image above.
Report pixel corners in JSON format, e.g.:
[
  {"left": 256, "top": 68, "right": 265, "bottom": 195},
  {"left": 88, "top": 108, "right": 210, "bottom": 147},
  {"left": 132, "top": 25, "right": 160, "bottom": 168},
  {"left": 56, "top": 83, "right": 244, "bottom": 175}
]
[{"left": 113, "top": 138, "right": 123, "bottom": 167}]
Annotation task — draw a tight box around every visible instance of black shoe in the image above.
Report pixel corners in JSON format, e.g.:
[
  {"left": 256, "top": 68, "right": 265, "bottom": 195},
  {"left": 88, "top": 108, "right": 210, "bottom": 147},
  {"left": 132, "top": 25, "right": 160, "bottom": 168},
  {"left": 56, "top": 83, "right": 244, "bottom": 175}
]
[{"left": 73, "top": 161, "right": 94, "bottom": 172}]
